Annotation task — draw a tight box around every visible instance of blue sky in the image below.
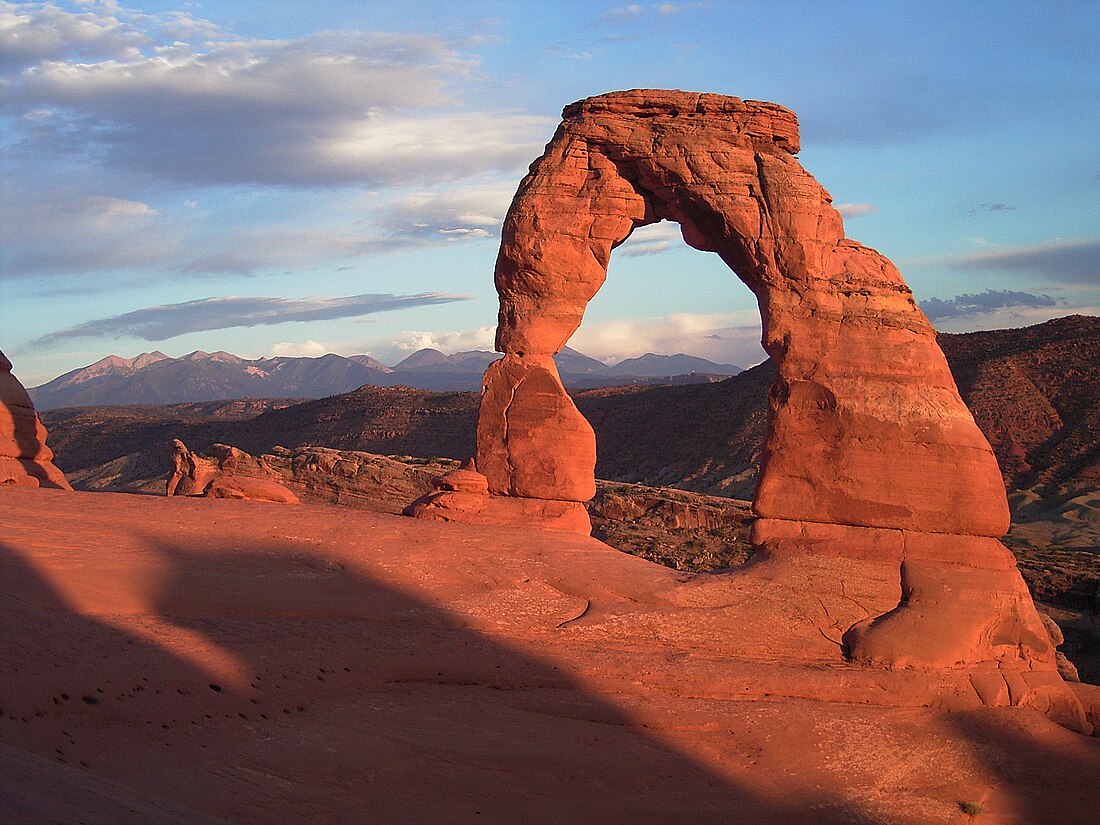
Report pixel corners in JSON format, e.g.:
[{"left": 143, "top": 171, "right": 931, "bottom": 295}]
[{"left": 2, "top": 0, "right": 1098, "bottom": 385}]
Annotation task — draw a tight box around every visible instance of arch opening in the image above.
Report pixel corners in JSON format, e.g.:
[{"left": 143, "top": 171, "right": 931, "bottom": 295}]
[
  {"left": 477, "top": 89, "right": 1009, "bottom": 539},
  {"left": 570, "top": 218, "right": 764, "bottom": 375}
]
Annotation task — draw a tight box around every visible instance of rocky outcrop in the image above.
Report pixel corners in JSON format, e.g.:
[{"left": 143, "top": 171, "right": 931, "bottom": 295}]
[
  {"left": 0, "top": 350, "right": 71, "bottom": 490},
  {"left": 405, "top": 463, "right": 591, "bottom": 534},
  {"left": 166, "top": 440, "right": 298, "bottom": 504},
  {"left": 449, "top": 90, "right": 1085, "bottom": 730}
]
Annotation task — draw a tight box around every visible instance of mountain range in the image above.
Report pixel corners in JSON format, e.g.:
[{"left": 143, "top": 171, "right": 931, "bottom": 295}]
[
  {"left": 39, "top": 315, "right": 1100, "bottom": 496},
  {"left": 28, "top": 347, "right": 741, "bottom": 409}
]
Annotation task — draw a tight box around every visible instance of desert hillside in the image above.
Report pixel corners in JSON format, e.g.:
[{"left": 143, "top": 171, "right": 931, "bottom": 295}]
[{"left": 40, "top": 316, "right": 1100, "bottom": 498}]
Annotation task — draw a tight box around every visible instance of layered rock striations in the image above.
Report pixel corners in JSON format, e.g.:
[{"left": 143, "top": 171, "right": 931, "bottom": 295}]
[
  {"left": 450, "top": 89, "right": 1085, "bottom": 729},
  {"left": 0, "top": 350, "right": 71, "bottom": 490},
  {"left": 166, "top": 439, "right": 299, "bottom": 503}
]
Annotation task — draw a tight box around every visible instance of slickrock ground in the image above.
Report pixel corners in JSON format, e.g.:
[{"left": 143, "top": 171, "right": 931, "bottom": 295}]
[{"left": 2, "top": 486, "right": 1099, "bottom": 824}]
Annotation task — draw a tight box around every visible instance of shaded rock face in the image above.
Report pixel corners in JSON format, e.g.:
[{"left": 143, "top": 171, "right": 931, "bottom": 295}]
[
  {"left": 0, "top": 350, "right": 71, "bottom": 490},
  {"left": 471, "top": 89, "right": 1083, "bottom": 729}
]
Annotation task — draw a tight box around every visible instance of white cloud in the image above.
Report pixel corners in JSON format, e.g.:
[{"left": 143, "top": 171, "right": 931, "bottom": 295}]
[
  {"left": 0, "top": 1, "right": 148, "bottom": 71},
  {"left": 600, "top": 5, "right": 645, "bottom": 23},
  {"left": 386, "top": 183, "right": 516, "bottom": 240},
  {"left": 835, "top": 202, "right": 877, "bottom": 218},
  {"left": 271, "top": 340, "right": 330, "bottom": 357},
  {"left": 617, "top": 222, "right": 683, "bottom": 257},
  {"left": 2, "top": 4, "right": 552, "bottom": 187},
  {"left": 0, "top": 189, "right": 177, "bottom": 275},
  {"left": 566, "top": 310, "right": 764, "bottom": 366},
  {"left": 391, "top": 326, "right": 496, "bottom": 354}
]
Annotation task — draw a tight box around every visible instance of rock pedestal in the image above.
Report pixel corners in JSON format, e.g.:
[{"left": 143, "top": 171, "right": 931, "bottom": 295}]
[
  {"left": 0, "top": 350, "right": 71, "bottom": 490},
  {"left": 418, "top": 89, "right": 1087, "bottom": 730},
  {"left": 404, "top": 466, "right": 591, "bottom": 535}
]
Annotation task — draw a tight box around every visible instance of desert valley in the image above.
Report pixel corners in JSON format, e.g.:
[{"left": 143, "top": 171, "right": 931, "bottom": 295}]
[{"left": 3, "top": 86, "right": 1100, "bottom": 825}]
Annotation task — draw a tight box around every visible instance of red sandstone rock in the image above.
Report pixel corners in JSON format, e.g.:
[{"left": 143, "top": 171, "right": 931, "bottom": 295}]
[
  {"left": 433, "top": 468, "right": 490, "bottom": 495},
  {"left": 5, "top": 486, "right": 1099, "bottom": 823},
  {"left": 0, "top": 350, "right": 71, "bottom": 490},
  {"left": 482, "top": 89, "right": 1007, "bottom": 537},
  {"left": 166, "top": 439, "right": 298, "bottom": 503},
  {"left": 476, "top": 355, "right": 595, "bottom": 502},
  {"left": 404, "top": 465, "right": 590, "bottom": 534},
  {"left": 468, "top": 89, "right": 1076, "bottom": 720},
  {"left": 205, "top": 476, "right": 301, "bottom": 504}
]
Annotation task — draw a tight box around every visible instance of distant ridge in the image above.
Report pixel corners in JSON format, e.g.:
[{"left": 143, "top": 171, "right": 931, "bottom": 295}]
[
  {"left": 609, "top": 352, "right": 741, "bottom": 377},
  {"left": 39, "top": 315, "right": 1099, "bottom": 496},
  {"left": 30, "top": 347, "right": 741, "bottom": 409}
]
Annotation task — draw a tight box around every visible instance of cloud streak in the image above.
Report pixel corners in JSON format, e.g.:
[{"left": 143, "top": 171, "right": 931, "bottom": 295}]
[
  {"left": 616, "top": 223, "right": 684, "bottom": 257},
  {"left": 835, "top": 203, "right": 877, "bottom": 218},
  {"left": 950, "top": 236, "right": 1100, "bottom": 285},
  {"left": 32, "top": 292, "right": 472, "bottom": 346},
  {"left": 384, "top": 183, "right": 516, "bottom": 242},
  {"left": 0, "top": 189, "right": 181, "bottom": 276},
  {"left": 919, "top": 289, "right": 1056, "bottom": 321}
]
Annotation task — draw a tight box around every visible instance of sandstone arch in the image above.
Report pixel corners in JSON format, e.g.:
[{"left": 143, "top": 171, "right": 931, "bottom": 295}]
[
  {"left": 479, "top": 90, "right": 1007, "bottom": 535},
  {"left": 469, "top": 90, "right": 1086, "bottom": 727}
]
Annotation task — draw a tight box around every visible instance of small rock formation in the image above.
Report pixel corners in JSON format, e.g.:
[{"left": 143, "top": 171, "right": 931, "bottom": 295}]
[
  {"left": 260, "top": 447, "right": 446, "bottom": 512},
  {"left": 415, "top": 89, "right": 1087, "bottom": 731},
  {"left": 404, "top": 460, "right": 591, "bottom": 534},
  {"left": 0, "top": 350, "right": 71, "bottom": 489},
  {"left": 166, "top": 440, "right": 299, "bottom": 504}
]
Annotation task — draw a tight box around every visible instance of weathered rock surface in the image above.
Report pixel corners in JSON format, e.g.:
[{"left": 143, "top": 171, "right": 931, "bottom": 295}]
[
  {"left": 484, "top": 89, "right": 1006, "bottom": 535},
  {"left": 5, "top": 486, "right": 1100, "bottom": 824},
  {"left": 0, "top": 350, "right": 71, "bottom": 490},
  {"left": 476, "top": 355, "right": 596, "bottom": 502},
  {"left": 405, "top": 465, "right": 592, "bottom": 535},
  {"left": 260, "top": 447, "right": 448, "bottom": 511},
  {"left": 470, "top": 89, "right": 1080, "bottom": 725},
  {"left": 166, "top": 440, "right": 299, "bottom": 504}
]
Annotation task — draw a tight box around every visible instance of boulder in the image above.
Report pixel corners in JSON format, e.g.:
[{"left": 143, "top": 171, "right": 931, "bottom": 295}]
[{"left": 404, "top": 466, "right": 590, "bottom": 535}]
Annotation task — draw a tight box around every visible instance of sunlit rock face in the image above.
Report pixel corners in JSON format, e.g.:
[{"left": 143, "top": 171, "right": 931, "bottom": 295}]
[
  {"left": 0, "top": 350, "right": 71, "bottom": 490},
  {"left": 483, "top": 89, "right": 1006, "bottom": 535},
  {"left": 468, "top": 90, "right": 1086, "bottom": 728}
]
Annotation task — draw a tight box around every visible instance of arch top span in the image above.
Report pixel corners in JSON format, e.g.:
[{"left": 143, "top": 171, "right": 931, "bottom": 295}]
[{"left": 480, "top": 89, "right": 1010, "bottom": 538}]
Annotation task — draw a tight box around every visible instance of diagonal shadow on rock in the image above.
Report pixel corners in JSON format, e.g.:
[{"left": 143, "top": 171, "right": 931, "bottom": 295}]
[
  {"left": 1, "top": 533, "right": 869, "bottom": 825},
  {"left": 941, "top": 709, "right": 1100, "bottom": 825},
  {"left": 0, "top": 543, "right": 233, "bottom": 824}
]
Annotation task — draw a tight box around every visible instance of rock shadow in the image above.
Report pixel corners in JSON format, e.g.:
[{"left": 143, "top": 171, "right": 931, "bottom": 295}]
[
  {"left": 2, "top": 533, "right": 869, "bottom": 824},
  {"left": 942, "top": 710, "right": 1100, "bottom": 825}
]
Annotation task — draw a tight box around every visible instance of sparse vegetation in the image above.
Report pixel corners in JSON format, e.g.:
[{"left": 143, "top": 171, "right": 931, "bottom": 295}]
[{"left": 958, "top": 800, "right": 984, "bottom": 817}]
